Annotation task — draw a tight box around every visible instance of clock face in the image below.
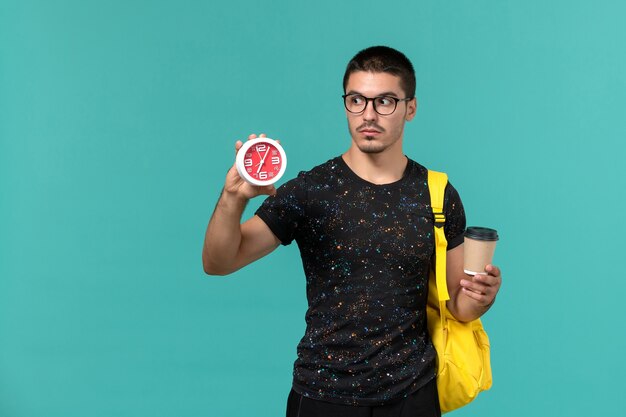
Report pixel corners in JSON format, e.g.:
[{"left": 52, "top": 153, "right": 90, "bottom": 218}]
[{"left": 235, "top": 138, "right": 287, "bottom": 186}]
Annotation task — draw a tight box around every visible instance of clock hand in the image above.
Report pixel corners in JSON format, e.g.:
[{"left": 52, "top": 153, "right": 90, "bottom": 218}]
[
  {"left": 252, "top": 147, "right": 267, "bottom": 171},
  {"left": 256, "top": 147, "right": 271, "bottom": 173}
]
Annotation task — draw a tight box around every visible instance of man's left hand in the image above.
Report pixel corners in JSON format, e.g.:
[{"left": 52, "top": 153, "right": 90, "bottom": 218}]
[{"left": 459, "top": 264, "right": 502, "bottom": 308}]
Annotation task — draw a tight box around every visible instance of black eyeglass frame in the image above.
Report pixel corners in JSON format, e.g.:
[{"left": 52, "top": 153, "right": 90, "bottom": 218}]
[{"left": 342, "top": 94, "right": 414, "bottom": 115}]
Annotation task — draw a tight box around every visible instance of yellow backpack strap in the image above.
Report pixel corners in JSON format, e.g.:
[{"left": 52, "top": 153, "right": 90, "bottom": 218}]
[{"left": 427, "top": 170, "right": 449, "bottom": 303}]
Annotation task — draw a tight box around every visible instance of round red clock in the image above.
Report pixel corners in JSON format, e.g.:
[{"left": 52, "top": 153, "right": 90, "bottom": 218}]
[{"left": 235, "top": 138, "right": 287, "bottom": 186}]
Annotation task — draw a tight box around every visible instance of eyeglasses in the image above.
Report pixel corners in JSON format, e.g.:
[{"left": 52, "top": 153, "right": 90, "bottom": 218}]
[{"left": 342, "top": 94, "right": 413, "bottom": 115}]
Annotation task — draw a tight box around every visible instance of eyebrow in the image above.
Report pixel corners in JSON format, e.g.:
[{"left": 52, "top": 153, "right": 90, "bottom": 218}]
[{"left": 346, "top": 90, "right": 400, "bottom": 98}]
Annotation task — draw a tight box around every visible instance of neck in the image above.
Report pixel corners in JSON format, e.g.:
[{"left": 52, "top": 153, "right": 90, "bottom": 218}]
[{"left": 342, "top": 144, "right": 408, "bottom": 185}]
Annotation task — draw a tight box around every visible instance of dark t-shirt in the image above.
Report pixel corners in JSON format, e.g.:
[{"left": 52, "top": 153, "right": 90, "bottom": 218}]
[{"left": 256, "top": 156, "right": 466, "bottom": 406}]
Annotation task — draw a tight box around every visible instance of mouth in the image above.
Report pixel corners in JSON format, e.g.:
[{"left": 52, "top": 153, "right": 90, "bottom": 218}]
[
  {"left": 357, "top": 123, "right": 384, "bottom": 136},
  {"left": 358, "top": 127, "right": 383, "bottom": 137}
]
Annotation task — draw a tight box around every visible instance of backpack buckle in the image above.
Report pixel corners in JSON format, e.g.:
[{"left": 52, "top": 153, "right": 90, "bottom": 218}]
[{"left": 434, "top": 211, "right": 445, "bottom": 228}]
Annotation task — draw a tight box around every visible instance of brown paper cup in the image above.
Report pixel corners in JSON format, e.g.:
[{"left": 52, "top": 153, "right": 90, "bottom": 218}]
[{"left": 464, "top": 227, "right": 499, "bottom": 275}]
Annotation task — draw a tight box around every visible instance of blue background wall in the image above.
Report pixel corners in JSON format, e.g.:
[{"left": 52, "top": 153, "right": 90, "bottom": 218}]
[{"left": 1, "top": 1, "right": 625, "bottom": 416}]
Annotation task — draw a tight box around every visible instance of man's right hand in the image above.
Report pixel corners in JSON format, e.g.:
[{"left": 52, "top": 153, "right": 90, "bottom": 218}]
[
  {"left": 223, "top": 133, "right": 278, "bottom": 201},
  {"left": 203, "top": 133, "right": 282, "bottom": 276}
]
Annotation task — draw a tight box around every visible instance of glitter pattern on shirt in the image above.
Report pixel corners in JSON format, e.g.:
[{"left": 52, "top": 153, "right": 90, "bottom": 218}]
[{"left": 256, "top": 156, "right": 466, "bottom": 406}]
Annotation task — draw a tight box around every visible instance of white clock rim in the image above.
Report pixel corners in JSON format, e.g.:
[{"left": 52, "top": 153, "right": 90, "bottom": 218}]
[{"left": 235, "top": 138, "right": 287, "bottom": 186}]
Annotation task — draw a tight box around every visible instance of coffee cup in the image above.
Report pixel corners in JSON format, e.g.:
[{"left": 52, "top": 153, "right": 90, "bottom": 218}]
[{"left": 463, "top": 227, "right": 499, "bottom": 275}]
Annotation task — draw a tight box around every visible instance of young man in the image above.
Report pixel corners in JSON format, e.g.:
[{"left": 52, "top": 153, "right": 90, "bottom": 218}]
[{"left": 203, "top": 46, "right": 502, "bottom": 417}]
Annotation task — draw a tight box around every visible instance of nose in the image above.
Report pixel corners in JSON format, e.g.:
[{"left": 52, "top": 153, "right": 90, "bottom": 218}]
[{"left": 362, "top": 98, "right": 378, "bottom": 121}]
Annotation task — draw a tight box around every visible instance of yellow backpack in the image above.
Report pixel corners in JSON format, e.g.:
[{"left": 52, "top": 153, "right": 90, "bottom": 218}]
[{"left": 426, "top": 170, "right": 493, "bottom": 413}]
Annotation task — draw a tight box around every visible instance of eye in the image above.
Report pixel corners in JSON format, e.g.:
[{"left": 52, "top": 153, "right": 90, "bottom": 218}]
[
  {"left": 350, "top": 95, "right": 365, "bottom": 105},
  {"left": 375, "top": 96, "right": 395, "bottom": 107}
]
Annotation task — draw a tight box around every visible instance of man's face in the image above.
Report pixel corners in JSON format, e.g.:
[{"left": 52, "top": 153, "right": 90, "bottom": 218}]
[{"left": 344, "top": 71, "right": 416, "bottom": 154}]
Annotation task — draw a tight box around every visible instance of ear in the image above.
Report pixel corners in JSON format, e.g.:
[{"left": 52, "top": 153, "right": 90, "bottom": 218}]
[{"left": 405, "top": 97, "right": 418, "bottom": 121}]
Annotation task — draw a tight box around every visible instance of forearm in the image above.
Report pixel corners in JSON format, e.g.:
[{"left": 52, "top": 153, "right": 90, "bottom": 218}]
[
  {"left": 202, "top": 189, "right": 249, "bottom": 275},
  {"left": 447, "top": 287, "right": 495, "bottom": 322},
  {"left": 444, "top": 246, "right": 500, "bottom": 322}
]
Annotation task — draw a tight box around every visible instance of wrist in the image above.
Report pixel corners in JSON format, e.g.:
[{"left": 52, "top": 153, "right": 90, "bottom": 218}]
[{"left": 218, "top": 188, "right": 249, "bottom": 212}]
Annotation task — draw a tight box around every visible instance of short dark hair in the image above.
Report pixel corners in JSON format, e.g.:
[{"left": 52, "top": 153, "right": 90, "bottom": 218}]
[{"left": 342, "top": 46, "right": 416, "bottom": 98}]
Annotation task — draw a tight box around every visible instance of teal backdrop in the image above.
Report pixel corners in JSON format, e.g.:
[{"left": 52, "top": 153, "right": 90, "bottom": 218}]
[{"left": 1, "top": 1, "right": 625, "bottom": 416}]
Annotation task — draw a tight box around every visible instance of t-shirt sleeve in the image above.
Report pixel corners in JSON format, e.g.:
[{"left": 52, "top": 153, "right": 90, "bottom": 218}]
[
  {"left": 255, "top": 174, "right": 307, "bottom": 246},
  {"left": 443, "top": 181, "right": 466, "bottom": 250}
]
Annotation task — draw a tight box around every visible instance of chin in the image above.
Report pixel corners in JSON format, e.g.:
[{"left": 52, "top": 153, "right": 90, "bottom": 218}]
[{"left": 357, "top": 142, "right": 386, "bottom": 154}]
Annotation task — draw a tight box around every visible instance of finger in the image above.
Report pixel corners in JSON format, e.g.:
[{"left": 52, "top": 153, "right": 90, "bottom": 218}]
[
  {"left": 462, "top": 285, "right": 496, "bottom": 306},
  {"left": 264, "top": 185, "right": 277, "bottom": 196},
  {"left": 473, "top": 273, "right": 499, "bottom": 287},
  {"left": 248, "top": 133, "right": 258, "bottom": 140},
  {"left": 251, "top": 185, "right": 277, "bottom": 197},
  {"left": 461, "top": 279, "right": 488, "bottom": 295},
  {"left": 259, "top": 133, "right": 267, "bottom": 138},
  {"left": 235, "top": 140, "right": 243, "bottom": 153},
  {"left": 462, "top": 286, "right": 483, "bottom": 296},
  {"left": 485, "top": 264, "right": 501, "bottom": 277},
  {"left": 461, "top": 287, "right": 488, "bottom": 302}
]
